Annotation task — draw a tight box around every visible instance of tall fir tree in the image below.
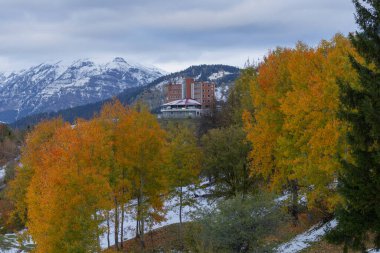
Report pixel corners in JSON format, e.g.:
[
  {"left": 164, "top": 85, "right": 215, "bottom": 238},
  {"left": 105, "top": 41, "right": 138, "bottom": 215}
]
[{"left": 328, "top": 0, "right": 380, "bottom": 251}]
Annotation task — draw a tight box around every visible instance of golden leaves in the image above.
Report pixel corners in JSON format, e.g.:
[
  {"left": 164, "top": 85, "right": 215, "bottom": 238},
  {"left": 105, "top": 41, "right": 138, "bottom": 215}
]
[{"left": 243, "top": 35, "right": 360, "bottom": 211}]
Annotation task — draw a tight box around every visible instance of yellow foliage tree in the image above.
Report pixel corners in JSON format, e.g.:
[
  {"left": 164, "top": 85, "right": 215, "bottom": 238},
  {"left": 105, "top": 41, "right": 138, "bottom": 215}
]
[
  {"left": 244, "top": 35, "right": 360, "bottom": 220},
  {"left": 115, "top": 103, "right": 170, "bottom": 249}
]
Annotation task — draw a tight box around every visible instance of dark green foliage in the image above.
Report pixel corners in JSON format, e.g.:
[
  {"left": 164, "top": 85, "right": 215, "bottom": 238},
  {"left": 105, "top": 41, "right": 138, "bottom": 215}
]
[
  {"left": 327, "top": 0, "right": 380, "bottom": 251},
  {"left": 201, "top": 126, "right": 255, "bottom": 198},
  {"left": 187, "top": 193, "right": 288, "bottom": 253},
  {"left": 0, "top": 124, "right": 21, "bottom": 165},
  {"left": 220, "top": 67, "right": 256, "bottom": 127},
  {"left": 4, "top": 161, "right": 17, "bottom": 183}
]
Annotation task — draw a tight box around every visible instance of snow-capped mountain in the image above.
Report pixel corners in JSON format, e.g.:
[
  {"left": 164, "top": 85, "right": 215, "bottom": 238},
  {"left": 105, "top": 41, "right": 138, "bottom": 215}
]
[{"left": 0, "top": 57, "right": 165, "bottom": 123}]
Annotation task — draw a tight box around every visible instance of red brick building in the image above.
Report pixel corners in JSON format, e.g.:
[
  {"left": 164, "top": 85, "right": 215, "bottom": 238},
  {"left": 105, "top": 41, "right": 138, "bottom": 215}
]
[
  {"left": 166, "top": 83, "right": 182, "bottom": 102},
  {"left": 165, "top": 78, "right": 215, "bottom": 109}
]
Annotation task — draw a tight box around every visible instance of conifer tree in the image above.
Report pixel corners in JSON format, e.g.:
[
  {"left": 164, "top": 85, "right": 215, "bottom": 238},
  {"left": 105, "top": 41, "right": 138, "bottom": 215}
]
[{"left": 328, "top": 1, "right": 380, "bottom": 251}]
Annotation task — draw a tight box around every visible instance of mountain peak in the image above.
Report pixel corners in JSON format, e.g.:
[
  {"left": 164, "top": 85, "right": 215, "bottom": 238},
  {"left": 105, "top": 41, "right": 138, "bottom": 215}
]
[
  {"left": 113, "top": 57, "right": 127, "bottom": 64},
  {"left": 0, "top": 58, "right": 166, "bottom": 123}
]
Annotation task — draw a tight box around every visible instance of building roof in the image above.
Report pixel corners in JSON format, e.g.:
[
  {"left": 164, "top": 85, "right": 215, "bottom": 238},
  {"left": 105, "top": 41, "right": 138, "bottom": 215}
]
[{"left": 162, "top": 98, "right": 201, "bottom": 106}]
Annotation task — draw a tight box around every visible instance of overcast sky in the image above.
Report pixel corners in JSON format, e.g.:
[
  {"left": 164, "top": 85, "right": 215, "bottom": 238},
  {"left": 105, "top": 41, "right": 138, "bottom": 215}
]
[{"left": 0, "top": 0, "right": 357, "bottom": 73}]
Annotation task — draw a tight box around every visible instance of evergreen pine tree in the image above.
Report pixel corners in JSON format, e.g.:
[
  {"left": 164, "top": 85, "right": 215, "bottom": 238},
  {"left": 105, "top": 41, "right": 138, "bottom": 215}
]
[{"left": 328, "top": 0, "right": 380, "bottom": 251}]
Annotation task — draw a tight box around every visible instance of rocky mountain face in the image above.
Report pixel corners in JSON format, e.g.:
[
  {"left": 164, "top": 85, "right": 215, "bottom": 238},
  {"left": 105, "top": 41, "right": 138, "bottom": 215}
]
[{"left": 0, "top": 57, "right": 165, "bottom": 123}]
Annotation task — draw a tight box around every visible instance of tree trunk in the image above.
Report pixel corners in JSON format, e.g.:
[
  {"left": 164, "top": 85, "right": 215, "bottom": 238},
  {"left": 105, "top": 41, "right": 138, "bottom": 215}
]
[
  {"left": 120, "top": 202, "right": 125, "bottom": 249},
  {"left": 94, "top": 211, "right": 101, "bottom": 252},
  {"left": 290, "top": 180, "right": 299, "bottom": 225},
  {"left": 114, "top": 197, "right": 119, "bottom": 251},
  {"left": 139, "top": 176, "right": 145, "bottom": 250},
  {"left": 179, "top": 185, "right": 183, "bottom": 249},
  {"left": 107, "top": 211, "right": 110, "bottom": 249}
]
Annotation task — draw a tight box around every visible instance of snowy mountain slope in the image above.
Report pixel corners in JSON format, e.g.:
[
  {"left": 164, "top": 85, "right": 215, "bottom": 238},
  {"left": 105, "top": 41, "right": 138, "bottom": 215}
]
[{"left": 0, "top": 58, "right": 165, "bottom": 123}]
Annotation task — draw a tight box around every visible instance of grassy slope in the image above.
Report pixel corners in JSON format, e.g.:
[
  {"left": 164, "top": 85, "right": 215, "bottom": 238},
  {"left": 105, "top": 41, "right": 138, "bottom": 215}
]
[{"left": 103, "top": 211, "right": 331, "bottom": 253}]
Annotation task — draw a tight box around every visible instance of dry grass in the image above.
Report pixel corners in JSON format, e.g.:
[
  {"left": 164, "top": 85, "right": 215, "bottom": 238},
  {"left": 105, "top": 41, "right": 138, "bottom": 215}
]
[
  {"left": 104, "top": 207, "right": 375, "bottom": 253},
  {"left": 104, "top": 223, "right": 188, "bottom": 253}
]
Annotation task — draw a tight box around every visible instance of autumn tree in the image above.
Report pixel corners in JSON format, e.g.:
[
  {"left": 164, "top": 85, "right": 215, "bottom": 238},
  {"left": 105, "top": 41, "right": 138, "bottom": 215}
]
[
  {"left": 8, "top": 117, "right": 113, "bottom": 253},
  {"left": 25, "top": 118, "right": 113, "bottom": 253},
  {"left": 167, "top": 122, "right": 202, "bottom": 247},
  {"left": 277, "top": 36, "right": 362, "bottom": 217},
  {"left": 115, "top": 103, "right": 170, "bottom": 249},
  {"left": 243, "top": 47, "right": 296, "bottom": 218},
  {"left": 244, "top": 35, "right": 360, "bottom": 221},
  {"left": 98, "top": 99, "right": 130, "bottom": 250},
  {"left": 7, "top": 118, "right": 65, "bottom": 227}
]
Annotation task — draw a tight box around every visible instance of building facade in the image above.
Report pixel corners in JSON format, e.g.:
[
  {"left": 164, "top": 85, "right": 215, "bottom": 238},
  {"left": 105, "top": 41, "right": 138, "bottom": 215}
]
[
  {"left": 165, "top": 78, "right": 215, "bottom": 109},
  {"left": 161, "top": 78, "right": 216, "bottom": 118},
  {"left": 161, "top": 98, "right": 202, "bottom": 118},
  {"left": 166, "top": 83, "right": 182, "bottom": 102}
]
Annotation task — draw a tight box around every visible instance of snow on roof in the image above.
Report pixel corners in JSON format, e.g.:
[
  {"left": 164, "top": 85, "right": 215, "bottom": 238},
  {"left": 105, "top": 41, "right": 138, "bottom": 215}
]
[{"left": 162, "top": 98, "right": 201, "bottom": 106}]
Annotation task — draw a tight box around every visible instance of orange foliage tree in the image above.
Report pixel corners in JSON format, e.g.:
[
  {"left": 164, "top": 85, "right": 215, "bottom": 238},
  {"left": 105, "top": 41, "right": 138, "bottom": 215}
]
[
  {"left": 26, "top": 118, "right": 113, "bottom": 253},
  {"left": 243, "top": 34, "right": 360, "bottom": 220}
]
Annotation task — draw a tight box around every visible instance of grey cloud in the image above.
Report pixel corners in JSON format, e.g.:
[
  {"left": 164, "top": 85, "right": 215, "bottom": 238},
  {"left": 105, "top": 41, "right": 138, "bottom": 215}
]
[{"left": 0, "top": 0, "right": 357, "bottom": 72}]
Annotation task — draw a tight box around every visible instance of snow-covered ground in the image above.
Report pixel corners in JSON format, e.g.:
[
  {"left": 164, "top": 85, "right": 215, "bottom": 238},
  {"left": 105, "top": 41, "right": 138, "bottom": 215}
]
[
  {"left": 99, "top": 185, "right": 211, "bottom": 249},
  {"left": 0, "top": 231, "right": 34, "bottom": 253},
  {"left": 0, "top": 165, "right": 5, "bottom": 181},
  {"left": 276, "top": 219, "right": 338, "bottom": 253},
  {"left": 0, "top": 184, "right": 212, "bottom": 252},
  {"left": 1, "top": 186, "right": 378, "bottom": 253}
]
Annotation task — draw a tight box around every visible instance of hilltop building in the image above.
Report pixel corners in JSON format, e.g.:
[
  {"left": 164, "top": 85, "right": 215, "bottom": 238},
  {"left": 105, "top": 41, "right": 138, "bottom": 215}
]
[{"left": 161, "top": 78, "right": 215, "bottom": 118}]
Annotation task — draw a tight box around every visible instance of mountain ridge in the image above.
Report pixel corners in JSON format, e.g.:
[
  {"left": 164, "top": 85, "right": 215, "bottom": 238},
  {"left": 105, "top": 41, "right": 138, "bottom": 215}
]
[
  {"left": 10, "top": 64, "right": 241, "bottom": 129},
  {"left": 0, "top": 57, "right": 165, "bottom": 123}
]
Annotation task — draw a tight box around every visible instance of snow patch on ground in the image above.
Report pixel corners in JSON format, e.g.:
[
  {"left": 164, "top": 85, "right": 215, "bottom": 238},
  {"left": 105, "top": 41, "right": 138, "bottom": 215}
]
[
  {"left": 99, "top": 185, "right": 211, "bottom": 249},
  {"left": 0, "top": 231, "right": 34, "bottom": 253},
  {"left": 0, "top": 165, "right": 5, "bottom": 180},
  {"left": 0, "top": 184, "right": 212, "bottom": 252},
  {"left": 276, "top": 219, "right": 337, "bottom": 253}
]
